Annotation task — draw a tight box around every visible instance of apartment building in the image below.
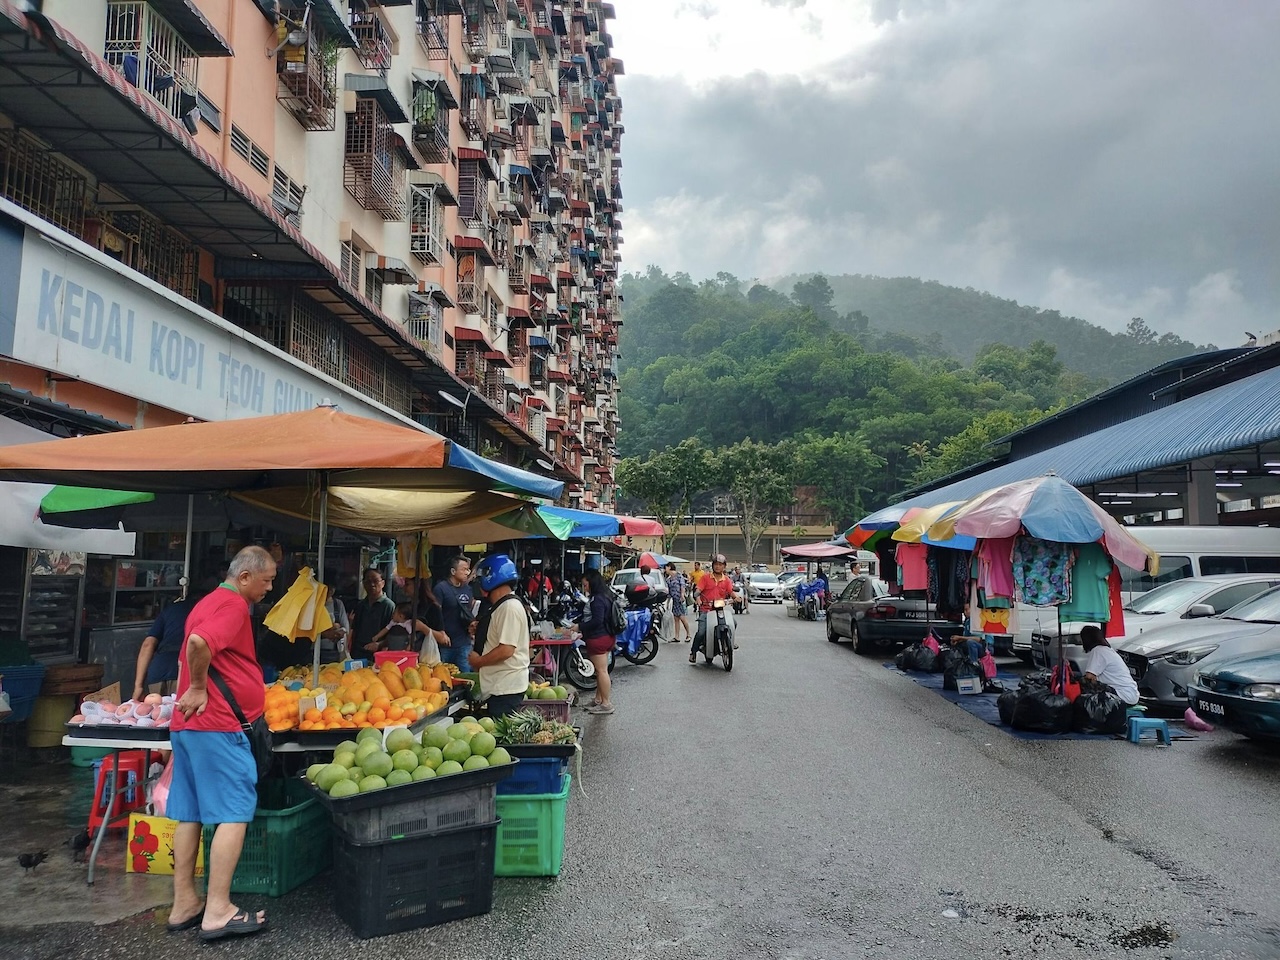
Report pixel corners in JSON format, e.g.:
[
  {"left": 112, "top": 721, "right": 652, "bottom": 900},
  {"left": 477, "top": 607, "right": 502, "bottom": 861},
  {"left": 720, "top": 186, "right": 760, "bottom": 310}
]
[{"left": 0, "top": 0, "right": 623, "bottom": 509}]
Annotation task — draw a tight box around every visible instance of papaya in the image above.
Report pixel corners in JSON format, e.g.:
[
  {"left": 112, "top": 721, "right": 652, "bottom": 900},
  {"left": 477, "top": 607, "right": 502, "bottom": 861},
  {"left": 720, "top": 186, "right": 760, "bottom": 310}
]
[
  {"left": 422, "top": 677, "right": 443, "bottom": 694},
  {"left": 379, "top": 660, "right": 402, "bottom": 677},
  {"left": 402, "top": 667, "right": 423, "bottom": 690},
  {"left": 365, "top": 680, "right": 391, "bottom": 702},
  {"left": 431, "top": 664, "right": 452, "bottom": 684},
  {"left": 381, "top": 672, "right": 406, "bottom": 698}
]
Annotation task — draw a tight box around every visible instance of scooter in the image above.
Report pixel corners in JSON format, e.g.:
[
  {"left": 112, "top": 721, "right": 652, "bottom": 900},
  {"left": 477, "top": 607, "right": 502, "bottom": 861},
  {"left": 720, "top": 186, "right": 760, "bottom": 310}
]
[
  {"left": 795, "top": 580, "right": 826, "bottom": 621},
  {"left": 691, "top": 598, "right": 734, "bottom": 671},
  {"left": 618, "top": 581, "right": 666, "bottom": 666},
  {"left": 535, "top": 586, "right": 600, "bottom": 690},
  {"left": 731, "top": 576, "right": 749, "bottom": 616}
]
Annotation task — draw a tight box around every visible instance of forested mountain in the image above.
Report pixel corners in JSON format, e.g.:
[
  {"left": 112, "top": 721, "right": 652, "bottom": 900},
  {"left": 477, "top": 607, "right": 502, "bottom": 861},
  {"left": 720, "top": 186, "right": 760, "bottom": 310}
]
[{"left": 614, "top": 268, "right": 1209, "bottom": 528}]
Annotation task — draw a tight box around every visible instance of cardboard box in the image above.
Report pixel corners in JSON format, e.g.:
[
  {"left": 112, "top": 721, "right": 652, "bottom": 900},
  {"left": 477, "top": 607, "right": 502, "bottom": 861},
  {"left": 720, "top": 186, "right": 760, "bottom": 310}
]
[
  {"left": 955, "top": 676, "right": 984, "bottom": 696},
  {"left": 126, "top": 813, "right": 205, "bottom": 876}
]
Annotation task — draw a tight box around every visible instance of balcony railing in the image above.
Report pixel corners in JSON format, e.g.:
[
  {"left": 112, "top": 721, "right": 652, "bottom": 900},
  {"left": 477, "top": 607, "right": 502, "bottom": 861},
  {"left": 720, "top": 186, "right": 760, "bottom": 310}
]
[
  {"left": 344, "top": 98, "right": 406, "bottom": 220},
  {"left": 409, "top": 185, "right": 445, "bottom": 265},
  {"left": 104, "top": 1, "right": 199, "bottom": 124},
  {"left": 456, "top": 347, "right": 488, "bottom": 385},
  {"left": 275, "top": 9, "right": 337, "bottom": 131},
  {"left": 407, "top": 292, "right": 444, "bottom": 354},
  {"left": 456, "top": 271, "right": 481, "bottom": 314},
  {"left": 417, "top": 5, "right": 450, "bottom": 60},
  {"left": 350, "top": 11, "right": 392, "bottom": 72},
  {"left": 412, "top": 85, "right": 451, "bottom": 164}
]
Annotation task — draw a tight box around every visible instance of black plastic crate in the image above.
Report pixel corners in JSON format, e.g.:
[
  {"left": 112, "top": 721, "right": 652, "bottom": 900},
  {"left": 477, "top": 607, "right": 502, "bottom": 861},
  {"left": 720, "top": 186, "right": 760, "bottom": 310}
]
[{"left": 333, "top": 821, "right": 498, "bottom": 939}]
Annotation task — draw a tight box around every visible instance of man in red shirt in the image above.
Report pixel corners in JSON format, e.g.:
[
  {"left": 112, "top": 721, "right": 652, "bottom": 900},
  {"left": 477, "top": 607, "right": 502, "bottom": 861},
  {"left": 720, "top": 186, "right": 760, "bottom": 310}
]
[
  {"left": 690, "top": 553, "right": 742, "bottom": 663},
  {"left": 166, "top": 545, "right": 276, "bottom": 941}
]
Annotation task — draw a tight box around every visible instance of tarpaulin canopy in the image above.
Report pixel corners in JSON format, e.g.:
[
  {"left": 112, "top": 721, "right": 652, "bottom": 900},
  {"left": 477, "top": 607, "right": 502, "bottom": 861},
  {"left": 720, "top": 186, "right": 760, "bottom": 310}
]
[
  {"left": 0, "top": 407, "right": 560, "bottom": 499},
  {"left": 618, "top": 515, "right": 664, "bottom": 536},
  {"left": 780, "top": 541, "right": 857, "bottom": 559},
  {"left": 539, "top": 504, "right": 624, "bottom": 538},
  {"left": 423, "top": 502, "right": 577, "bottom": 546}
]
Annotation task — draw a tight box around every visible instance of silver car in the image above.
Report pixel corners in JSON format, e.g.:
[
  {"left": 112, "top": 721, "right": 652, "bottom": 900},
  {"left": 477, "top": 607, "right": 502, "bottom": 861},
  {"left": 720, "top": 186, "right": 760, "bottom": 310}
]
[
  {"left": 1032, "top": 574, "right": 1280, "bottom": 674},
  {"left": 1115, "top": 585, "right": 1280, "bottom": 707},
  {"left": 745, "top": 572, "right": 783, "bottom": 603}
]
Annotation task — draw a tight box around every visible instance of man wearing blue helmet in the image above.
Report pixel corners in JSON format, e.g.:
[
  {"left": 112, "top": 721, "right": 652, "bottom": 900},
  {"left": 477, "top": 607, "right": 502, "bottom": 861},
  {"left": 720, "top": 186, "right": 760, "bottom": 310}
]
[{"left": 468, "top": 553, "right": 531, "bottom": 718}]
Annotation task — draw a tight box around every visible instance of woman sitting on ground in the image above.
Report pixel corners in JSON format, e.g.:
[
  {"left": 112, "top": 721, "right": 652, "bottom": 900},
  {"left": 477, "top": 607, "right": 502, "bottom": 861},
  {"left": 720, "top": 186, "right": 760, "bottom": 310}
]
[{"left": 1079, "top": 624, "right": 1140, "bottom": 706}]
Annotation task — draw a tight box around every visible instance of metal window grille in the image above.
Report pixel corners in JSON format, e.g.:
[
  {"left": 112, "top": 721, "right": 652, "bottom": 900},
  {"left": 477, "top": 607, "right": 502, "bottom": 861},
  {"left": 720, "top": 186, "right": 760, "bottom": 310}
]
[
  {"left": 416, "top": 0, "right": 450, "bottom": 60},
  {"left": 509, "top": 247, "right": 528, "bottom": 293},
  {"left": 411, "top": 83, "right": 450, "bottom": 164},
  {"left": 344, "top": 98, "right": 403, "bottom": 218},
  {"left": 455, "top": 345, "right": 487, "bottom": 385},
  {"left": 462, "top": 0, "right": 490, "bottom": 61},
  {"left": 276, "top": 4, "right": 337, "bottom": 131},
  {"left": 409, "top": 185, "right": 444, "bottom": 264},
  {"left": 340, "top": 240, "right": 363, "bottom": 290},
  {"left": 456, "top": 252, "right": 481, "bottom": 313},
  {"left": 509, "top": 325, "right": 528, "bottom": 361},
  {"left": 350, "top": 9, "right": 392, "bottom": 72},
  {"left": 0, "top": 128, "right": 88, "bottom": 235},
  {"left": 104, "top": 1, "right": 199, "bottom": 123},
  {"left": 407, "top": 291, "right": 444, "bottom": 354},
  {"left": 364, "top": 268, "right": 384, "bottom": 308},
  {"left": 100, "top": 207, "right": 197, "bottom": 300},
  {"left": 344, "top": 335, "right": 381, "bottom": 397},
  {"left": 459, "top": 74, "right": 487, "bottom": 139}
]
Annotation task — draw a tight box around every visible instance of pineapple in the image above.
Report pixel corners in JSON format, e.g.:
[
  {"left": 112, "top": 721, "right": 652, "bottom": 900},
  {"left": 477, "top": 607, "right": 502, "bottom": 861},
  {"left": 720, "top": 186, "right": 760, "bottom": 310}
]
[{"left": 493, "top": 708, "right": 545, "bottom": 745}]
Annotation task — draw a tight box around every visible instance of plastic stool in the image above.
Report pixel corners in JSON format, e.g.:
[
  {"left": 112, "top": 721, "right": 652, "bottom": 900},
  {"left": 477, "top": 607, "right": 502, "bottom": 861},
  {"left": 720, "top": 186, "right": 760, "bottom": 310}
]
[
  {"left": 88, "top": 750, "right": 148, "bottom": 835},
  {"left": 1127, "top": 716, "right": 1171, "bottom": 745},
  {"left": 1125, "top": 705, "right": 1148, "bottom": 718}
]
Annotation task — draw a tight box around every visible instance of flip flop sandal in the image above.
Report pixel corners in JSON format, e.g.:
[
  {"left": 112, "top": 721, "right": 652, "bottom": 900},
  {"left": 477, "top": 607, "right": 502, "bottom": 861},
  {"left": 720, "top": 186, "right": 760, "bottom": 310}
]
[
  {"left": 199, "top": 910, "right": 269, "bottom": 942},
  {"left": 165, "top": 909, "right": 204, "bottom": 933}
]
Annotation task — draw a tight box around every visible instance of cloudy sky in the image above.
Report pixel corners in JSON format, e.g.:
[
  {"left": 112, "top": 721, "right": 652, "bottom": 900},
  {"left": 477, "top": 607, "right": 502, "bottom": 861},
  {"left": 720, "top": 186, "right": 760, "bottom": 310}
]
[{"left": 609, "top": 0, "right": 1279, "bottom": 343}]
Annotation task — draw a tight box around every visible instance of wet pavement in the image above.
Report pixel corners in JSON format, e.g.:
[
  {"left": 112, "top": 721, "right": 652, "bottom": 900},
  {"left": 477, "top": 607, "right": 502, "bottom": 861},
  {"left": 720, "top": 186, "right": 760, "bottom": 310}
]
[{"left": 3, "top": 604, "right": 1280, "bottom": 959}]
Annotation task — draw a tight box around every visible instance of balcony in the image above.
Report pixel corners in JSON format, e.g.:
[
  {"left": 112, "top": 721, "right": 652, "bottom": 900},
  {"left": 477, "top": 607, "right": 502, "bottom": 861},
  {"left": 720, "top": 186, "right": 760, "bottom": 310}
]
[
  {"left": 275, "top": 9, "right": 338, "bottom": 131},
  {"left": 344, "top": 97, "right": 408, "bottom": 220},
  {"left": 407, "top": 290, "right": 445, "bottom": 355},
  {"left": 416, "top": 4, "right": 450, "bottom": 60},
  {"left": 350, "top": 11, "right": 392, "bottom": 72},
  {"left": 455, "top": 346, "right": 488, "bottom": 386},
  {"left": 412, "top": 77, "right": 454, "bottom": 164},
  {"left": 104, "top": 1, "right": 199, "bottom": 125},
  {"left": 408, "top": 185, "right": 445, "bottom": 264}
]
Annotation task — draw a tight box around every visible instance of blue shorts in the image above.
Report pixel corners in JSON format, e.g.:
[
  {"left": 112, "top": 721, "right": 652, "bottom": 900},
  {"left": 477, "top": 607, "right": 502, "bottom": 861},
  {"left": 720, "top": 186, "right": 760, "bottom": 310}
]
[{"left": 167, "top": 730, "right": 258, "bottom": 824}]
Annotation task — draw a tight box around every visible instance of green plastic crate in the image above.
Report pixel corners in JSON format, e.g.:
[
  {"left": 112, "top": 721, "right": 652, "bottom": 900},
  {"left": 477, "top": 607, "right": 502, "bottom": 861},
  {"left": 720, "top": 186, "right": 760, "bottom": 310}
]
[
  {"left": 493, "top": 774, "right": 569, "bottom": 877},
  {"left": 202, "top": 779, "right": 331, "bottom": 897}
]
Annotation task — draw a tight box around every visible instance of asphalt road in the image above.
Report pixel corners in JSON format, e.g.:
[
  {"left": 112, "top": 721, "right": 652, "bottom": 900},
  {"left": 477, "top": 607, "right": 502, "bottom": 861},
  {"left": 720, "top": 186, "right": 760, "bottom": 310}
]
[{"left": 6, "top": 604, "right": 1280, "bottom": 959}]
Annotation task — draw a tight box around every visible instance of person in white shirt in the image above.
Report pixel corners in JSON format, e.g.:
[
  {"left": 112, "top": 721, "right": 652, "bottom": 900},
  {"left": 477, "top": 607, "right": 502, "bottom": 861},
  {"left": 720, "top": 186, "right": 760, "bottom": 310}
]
[{"left": 1080, "top": 625, "right": 1140, "bottom": 705}]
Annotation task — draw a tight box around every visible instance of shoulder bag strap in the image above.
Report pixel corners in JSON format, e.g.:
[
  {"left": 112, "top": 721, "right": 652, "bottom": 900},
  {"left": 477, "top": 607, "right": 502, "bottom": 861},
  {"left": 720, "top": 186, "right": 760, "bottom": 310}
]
[{"left": 207, "top": 665, "right": 250, "bottom": 730}]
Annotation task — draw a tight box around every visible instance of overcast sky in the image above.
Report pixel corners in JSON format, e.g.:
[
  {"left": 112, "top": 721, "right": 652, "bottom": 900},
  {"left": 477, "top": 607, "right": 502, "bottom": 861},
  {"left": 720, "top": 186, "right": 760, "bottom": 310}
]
[{"left": 610, "top": 0, "right": 1279, "bottom": 343}]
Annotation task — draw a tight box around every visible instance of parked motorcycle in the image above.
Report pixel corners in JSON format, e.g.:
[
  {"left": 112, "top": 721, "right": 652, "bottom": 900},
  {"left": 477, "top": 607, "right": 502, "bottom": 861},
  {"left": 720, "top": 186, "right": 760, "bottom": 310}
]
[
  {"left": 619, "top": 581, "right": 667, "bottom": 665},
  {"left": 795, "top": 580, "right": 827, "bottom": 621}
]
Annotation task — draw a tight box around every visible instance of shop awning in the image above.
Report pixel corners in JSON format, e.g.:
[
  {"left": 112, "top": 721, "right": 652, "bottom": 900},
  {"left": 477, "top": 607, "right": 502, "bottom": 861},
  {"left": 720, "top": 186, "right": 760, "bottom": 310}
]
[
  {"left": 345, "top": 74, "right": 410, "bottom": 124},
  {"left": 412, "top": 282, "right": 455, "bottom": 308},
  {"left": 453, "top": 326, "right": 495, "bottom": 351},
  {"left": 454, "top": 235, "right": 497, "bottom": 266},
  {"left": 446, "top": 442, "right": 563, "bottom": 498},
  {"left": 408, "top": 170, "right": 458, "bottom": 205},
  {"left": 894, "top": 363, "right": 1280, "bottom": 513}
]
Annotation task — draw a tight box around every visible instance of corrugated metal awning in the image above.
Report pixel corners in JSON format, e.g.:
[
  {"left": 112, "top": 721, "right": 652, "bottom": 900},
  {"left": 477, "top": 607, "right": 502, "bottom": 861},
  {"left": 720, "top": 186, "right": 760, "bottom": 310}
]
[
  {"left": 897, "top": 364, "right": 1280, "bottom": 511},
  {"left": 408, "top": 170, "right": 458, "bottom": 205},
  {"left": 411, "top": 68, "right": 459, "bottom": 108},
  {"left": 345, "top": 73, "right": 409, "bottom": 124}
]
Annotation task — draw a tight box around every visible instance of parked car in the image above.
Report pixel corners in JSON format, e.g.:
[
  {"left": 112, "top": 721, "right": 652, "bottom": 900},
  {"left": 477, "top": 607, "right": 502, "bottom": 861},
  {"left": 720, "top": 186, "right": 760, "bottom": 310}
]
[
  {"left": 1031, "top": 574, "right": 1280, "bottom": 671},
  {"left": 745, "top": 572, "right": 783, "bottom": 603},
  {"left": 825, "top": 576, "right": 954, "bottom": 655},
  {"left": 1188, "top": 647, "right": 1280, "bottom": 741},
  {"left": 778, "top": 571, "right": 807, "bottom": 599},
  {"left": 1104, "top": 585, "right": 1280, "bottom": 708},
  {"left": 611, "top": 568, "right": 658, "bottom": 595}
]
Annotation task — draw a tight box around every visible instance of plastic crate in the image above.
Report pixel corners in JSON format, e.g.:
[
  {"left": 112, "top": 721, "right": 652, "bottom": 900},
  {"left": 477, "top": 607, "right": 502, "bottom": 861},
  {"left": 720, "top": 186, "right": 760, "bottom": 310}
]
[
  {"left": 333, "top": 821, "right": 497, "bottom": 939},
  {"left": 331, "top": 780, "right": 497, "bottom": 844},
  {"left": 202, "top": 779, "right": 331, "bottom": 897},
  {"left": 494, "top": 774, "right": 570, "bottom": 877},
  {"left": 0, "top": 663, "right": 46, "bottom": 724},
  {"left": 517, "top": 697, "right": 571, "bottom": 724},
  {"left": 496, "top": 756, "right": 567, "bottom": 796}
]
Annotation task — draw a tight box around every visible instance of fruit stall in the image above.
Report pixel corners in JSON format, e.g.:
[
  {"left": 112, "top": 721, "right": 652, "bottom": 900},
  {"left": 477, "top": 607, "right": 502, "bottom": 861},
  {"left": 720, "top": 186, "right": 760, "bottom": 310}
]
[{"left": 61, "top": 652, "right": 580, "bottom": 937}]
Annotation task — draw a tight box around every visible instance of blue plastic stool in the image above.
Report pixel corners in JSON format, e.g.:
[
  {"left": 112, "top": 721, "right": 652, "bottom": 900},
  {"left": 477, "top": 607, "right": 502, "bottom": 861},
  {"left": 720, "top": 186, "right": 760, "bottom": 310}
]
[{"left": 1127, "top": 716, "right": 1171, "bottom": 745}]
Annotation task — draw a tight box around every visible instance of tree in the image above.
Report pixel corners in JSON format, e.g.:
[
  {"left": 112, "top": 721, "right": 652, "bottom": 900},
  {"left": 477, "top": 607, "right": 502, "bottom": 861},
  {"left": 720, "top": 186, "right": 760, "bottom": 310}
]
[
  {"left": 615, "top": 438, "right": 709, "bottom": 552},
  {"left": 791, "top": 274, "right": 838, "bottom": 324},
  {"left": 1125, "top": 317, "right": 1157, "bottom": 346},
  {"left": 712, "top": 440, "right": 796, "bottom": 566},
  {"left": 792, "top": 433, "right": 884, "bottom": 531}
]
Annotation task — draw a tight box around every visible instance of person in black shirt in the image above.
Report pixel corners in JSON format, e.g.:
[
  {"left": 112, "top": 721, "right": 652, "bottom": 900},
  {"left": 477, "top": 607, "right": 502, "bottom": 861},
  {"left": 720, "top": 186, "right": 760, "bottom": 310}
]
[
  {"left": 351, "top": 568, "right": 395, "bottom": 657},
  {"left": 433, "top": 556, "right": 475, "bottom": 669}
]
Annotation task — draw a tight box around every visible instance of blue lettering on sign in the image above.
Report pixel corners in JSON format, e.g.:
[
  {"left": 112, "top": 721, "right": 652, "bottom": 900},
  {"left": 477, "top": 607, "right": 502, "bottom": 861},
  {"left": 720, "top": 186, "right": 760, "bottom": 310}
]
[
  {"left": 37, "top": 268, "right": 132, "bottom": 361},
  {"left": 273, "top": 379, "right": 315, "bottom": 414},
  {"left": 149, "top": 321, "right": 204, "bottom": 386},
  {"left": 219, "top": 353, "right": 265, "bottom": 413}
]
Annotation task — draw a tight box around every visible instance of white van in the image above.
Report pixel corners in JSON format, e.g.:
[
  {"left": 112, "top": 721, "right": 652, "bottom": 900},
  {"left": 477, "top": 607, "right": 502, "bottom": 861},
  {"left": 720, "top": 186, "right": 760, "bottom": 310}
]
[{"left": 1008, "top": 526, "right": 1280, "bottom": 659}]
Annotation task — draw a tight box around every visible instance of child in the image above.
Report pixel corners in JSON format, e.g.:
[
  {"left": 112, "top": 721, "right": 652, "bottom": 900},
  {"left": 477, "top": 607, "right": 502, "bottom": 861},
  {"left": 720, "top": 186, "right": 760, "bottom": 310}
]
[{"left": 370, "top": 602, "right": 447, "bottom": 663}]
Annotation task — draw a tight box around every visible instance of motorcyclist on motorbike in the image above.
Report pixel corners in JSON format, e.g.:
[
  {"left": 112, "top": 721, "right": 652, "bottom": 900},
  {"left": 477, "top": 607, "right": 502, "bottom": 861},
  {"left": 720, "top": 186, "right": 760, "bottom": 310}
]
[{"left": 690, "top": 553, "right": 743, "bottom": 664}]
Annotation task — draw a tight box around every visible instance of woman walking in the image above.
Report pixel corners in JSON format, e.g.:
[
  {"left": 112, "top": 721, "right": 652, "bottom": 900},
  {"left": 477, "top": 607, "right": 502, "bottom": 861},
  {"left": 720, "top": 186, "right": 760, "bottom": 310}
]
[
  {"left": 579, "top": 569, "right": 616, "bottom": 715},
  {"left": 665, "top": 562, "right": 689, "bottom": 643}
]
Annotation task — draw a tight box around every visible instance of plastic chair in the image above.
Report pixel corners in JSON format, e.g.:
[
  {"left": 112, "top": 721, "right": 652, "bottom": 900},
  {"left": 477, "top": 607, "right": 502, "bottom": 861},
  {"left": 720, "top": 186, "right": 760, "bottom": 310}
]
[
  {"left": 1127, "top": 716, "right": 1171, "bottom": 745},
  {"left": 88, "top": 750, "right": 149, "bottom": 835}
]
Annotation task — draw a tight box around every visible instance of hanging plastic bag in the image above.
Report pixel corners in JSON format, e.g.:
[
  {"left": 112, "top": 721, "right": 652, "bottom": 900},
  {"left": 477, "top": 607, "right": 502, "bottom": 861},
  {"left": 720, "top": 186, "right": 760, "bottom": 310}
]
[
  {"left": 149, "top": 755, "right": 175, "bottom": 818},
  {"left": 419, "top": 631, "right": 441, "bottom": 667},
  {"left": 921, "top": 634, "right": 941, "bottom": 656}
]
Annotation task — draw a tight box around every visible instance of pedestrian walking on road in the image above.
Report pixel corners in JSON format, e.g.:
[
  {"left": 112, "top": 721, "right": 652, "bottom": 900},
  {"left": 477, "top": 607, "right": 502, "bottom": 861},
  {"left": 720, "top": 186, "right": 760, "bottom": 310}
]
[
  {"left": 167, "top": 545, "right": 276, "bottom": 942},
  {"left": 665, "top": 562, "right": 689, "bottom": 643}
]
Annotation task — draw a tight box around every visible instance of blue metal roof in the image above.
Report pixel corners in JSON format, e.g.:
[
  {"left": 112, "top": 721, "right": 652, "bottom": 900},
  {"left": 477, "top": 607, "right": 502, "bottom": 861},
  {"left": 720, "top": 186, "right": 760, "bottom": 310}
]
[{"left": 897, "top": 364, "right": 1280, "bottom": 511}]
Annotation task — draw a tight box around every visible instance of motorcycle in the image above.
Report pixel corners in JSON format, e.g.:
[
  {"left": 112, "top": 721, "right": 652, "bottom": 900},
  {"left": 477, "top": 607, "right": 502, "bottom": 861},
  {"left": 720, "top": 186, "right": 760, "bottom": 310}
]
[
  {"left": 534, "top": 586, "right": 600, "bottom": 690},
  {"left": 697, "top": 598, "right": 734, "bottom": 671},
  {"left": 618, "top": 581, "right": 666, "bottom": 666},
  {"left": 731, "top": 575, "right": 749, "bottom": 615},
  {"left": 795, "top": 580, "right": 827, "bottom": 621}
]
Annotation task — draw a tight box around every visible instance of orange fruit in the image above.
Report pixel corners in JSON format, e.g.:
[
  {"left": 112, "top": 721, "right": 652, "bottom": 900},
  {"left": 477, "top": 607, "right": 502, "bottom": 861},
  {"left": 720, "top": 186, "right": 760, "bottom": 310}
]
[
  {"left": 372, "top": 697, "right": 392, "bottom": 712},
  {"left": 304, "top": 708, "right": 322, "bottom": 722},
  {"left": 352, "top": 711, "right": 368, "bottom": 725},
  {"left": 401, "top": 708, "right": 418, "bottom": 722},
  {"left": 386, "top": 706, "right": 404, "bottom": 722},
  {"left": 367, "top": 707, "right": 386, "bottom": 723}
]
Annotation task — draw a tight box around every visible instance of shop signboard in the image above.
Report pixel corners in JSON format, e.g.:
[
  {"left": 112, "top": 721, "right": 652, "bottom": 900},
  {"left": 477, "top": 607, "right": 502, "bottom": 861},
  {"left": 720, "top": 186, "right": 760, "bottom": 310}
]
[{"left": 0, "top": 201, "right": 415, "bottom": 429}]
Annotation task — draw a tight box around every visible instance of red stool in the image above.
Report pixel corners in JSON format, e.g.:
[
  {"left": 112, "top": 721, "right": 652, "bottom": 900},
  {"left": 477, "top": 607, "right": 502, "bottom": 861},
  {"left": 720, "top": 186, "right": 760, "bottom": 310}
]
[{"left": 88, "top": 750, "right": 149, "bottom": 835}]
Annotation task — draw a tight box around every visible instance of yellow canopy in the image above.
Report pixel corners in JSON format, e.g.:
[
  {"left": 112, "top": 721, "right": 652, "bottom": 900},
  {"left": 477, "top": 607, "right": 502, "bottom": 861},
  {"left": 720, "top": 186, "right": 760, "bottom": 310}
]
[
  {"left": 891, "top": 502, "right": 964, "bottom": 543},
  {"left": 233, "top": 486, "right": 521, "bottom": 537}
]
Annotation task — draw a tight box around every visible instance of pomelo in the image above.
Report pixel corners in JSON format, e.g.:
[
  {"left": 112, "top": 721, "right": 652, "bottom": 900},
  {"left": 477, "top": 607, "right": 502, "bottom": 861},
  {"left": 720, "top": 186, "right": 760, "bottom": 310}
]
[
  {"left": 410, "top": 764, "right": 437, "bottom": 781},
  {"left": 391, "top": 749, "right": 419, "bottom": 773},
  {"left": 385, "top": 769, "right": 413, "bottom": 787},
  {"left": 356, "top": 727, "right": 382, "bottom": 745},
  {"left": 315, "top": 764, "right": 348, "bottom": 793},
  {"left": 333, "top": 751, "right": 357, "bottom": 769},
  {"left": 478, "top": 717, "right": 497, "bottom": 733},
  {"left": 362, "top": 751, "right": 395, "bottom": 779},
  {"left": 357, "top": 774, "right": 387, "bottom": 792},
  {"left": 420, "top": 746, "right": 444, "bottom": 769},
  {"left": 422, "top": 725, "right": 451, "bottom": 750},
  {"left": 441, "top": 738, "right": 472, "bottom": 764},
  {"left": 537, "top": 687, "right": 559, "bottom": 700},
  {"left": 329, "top": 778, "right": 359, "bottom": 799},
  {"left": 306, "top": 762, "right": 327, "bottom": 783},
  {"left": 346, "top": 766, "right": 363, "bottom": 781},
  {"left": 335, "top": 739, "right": 359, "bottom": 755},
  {"left": 487, "top": 746, "right": 512, "bottom": 765},
  {"left": 469, "top": 731, "right": 496, "bottom": 757},
  {"left": 355, "top": 741, "right": 382, "bottom": 766},
  {"left": 462, "top": 755, "right": 489, "bottom": 771},
  {"left": 446, "top": 723, "right": 472, "bottom": 740},
  {"left": 551, "top": 686, "right": 568, "bottom": 700},
  {"left": 385, "top": 727, "right": 416, "bottom": 754},
  {"left": 435, "top": 760, "right": 463, "bottom": 776}
]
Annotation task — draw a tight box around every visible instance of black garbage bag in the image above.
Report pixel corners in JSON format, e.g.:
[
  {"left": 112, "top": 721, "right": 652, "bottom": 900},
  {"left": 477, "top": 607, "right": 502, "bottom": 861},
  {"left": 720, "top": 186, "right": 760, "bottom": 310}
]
[
  {"left": 1072, "top": 688, "right": 1128, "bottom": 735},
  {"left": 1011, "top": 687, "right": 1073, "bottom": 734},
  {"left": 943, "top": 657, "right": 981, "bottom": 691},
  {"left": 1019, "top": 669, "right": 1053, "bottom": 692},
  {"left": 939, "top": 647, "right": 967, "bottom": 675},
  {"left": 910, "top": 645, "right": 940, "bottom": 673},
  {"left": 895, "top": 645, "right": 915, "bottom": 671},
  {"left": 997, "top": 689, "right": 1018, "bottom": 725}
]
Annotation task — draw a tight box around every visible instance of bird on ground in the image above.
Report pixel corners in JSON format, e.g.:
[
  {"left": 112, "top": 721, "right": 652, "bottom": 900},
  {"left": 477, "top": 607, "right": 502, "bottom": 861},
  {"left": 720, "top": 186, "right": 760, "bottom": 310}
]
[
  {"left": 65, "top": 828, "right": 92, "bottom": 864},
  {"left": 17, "top": 850, "right": 48, "bottom": 873}
]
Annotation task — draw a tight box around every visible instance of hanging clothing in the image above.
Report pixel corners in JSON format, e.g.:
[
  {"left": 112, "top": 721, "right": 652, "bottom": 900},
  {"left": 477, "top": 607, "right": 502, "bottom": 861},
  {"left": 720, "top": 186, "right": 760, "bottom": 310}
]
[
  {"left": 896, "top": 542, "right": 929, "bottom": 591},
  {"left": 1105, "top": 564, "right": 1126, "bottom": 639},
  {"left": 975, "top": 537, "right": 1018, "bottom": 598},
  {"left": 1011, "top": 538, "right": 1074, "bottom": 606},
  {"left": 927, "top": 548, "right": 971, "bottom": 621},
  {"left": 1059, "top": 542, "right": 1113, "bottom": 623}
]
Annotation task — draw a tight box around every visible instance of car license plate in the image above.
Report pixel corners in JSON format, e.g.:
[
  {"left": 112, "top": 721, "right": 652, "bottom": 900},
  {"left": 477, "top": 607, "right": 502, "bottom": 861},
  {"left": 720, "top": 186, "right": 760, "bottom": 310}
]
[
  {"left": 1198, "top": 699, "right": 1225, "bottom": 717},
  {"left": 899, "top": 610, "right": 926, "bottom": 619}
]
